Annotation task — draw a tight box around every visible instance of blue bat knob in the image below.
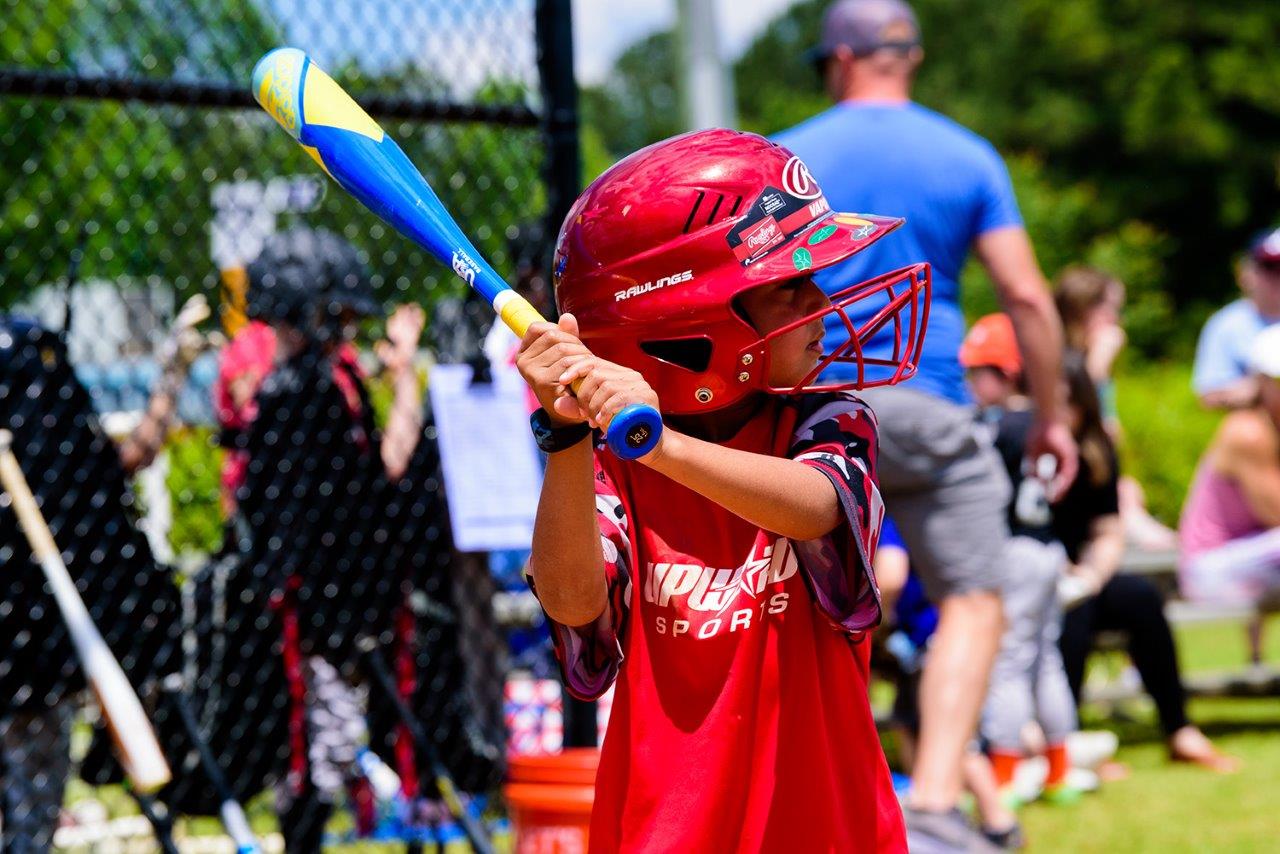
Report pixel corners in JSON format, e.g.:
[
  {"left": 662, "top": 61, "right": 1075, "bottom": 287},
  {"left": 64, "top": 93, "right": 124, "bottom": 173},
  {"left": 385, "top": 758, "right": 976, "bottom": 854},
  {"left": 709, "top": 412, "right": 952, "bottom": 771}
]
[{"left": 606, "top": 404, "right": 664, "bottom": 460}]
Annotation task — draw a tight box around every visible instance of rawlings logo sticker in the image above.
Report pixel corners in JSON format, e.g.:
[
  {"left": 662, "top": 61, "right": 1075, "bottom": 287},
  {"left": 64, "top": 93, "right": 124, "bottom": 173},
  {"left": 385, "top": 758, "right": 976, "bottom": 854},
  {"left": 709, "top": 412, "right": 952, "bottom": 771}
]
[
  {"left": 781, "top": 156, "right": 822, "bottom": 200},
  {"left": 743, "top": 218, "right": 784, "bottom": 254}
]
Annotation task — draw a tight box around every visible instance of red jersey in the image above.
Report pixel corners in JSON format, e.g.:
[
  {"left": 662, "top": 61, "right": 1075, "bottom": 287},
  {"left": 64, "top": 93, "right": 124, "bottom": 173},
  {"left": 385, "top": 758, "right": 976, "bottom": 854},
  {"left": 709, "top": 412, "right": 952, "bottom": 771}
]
[{"left": 541, "top": 393, "right": 905, "bottom": 853}]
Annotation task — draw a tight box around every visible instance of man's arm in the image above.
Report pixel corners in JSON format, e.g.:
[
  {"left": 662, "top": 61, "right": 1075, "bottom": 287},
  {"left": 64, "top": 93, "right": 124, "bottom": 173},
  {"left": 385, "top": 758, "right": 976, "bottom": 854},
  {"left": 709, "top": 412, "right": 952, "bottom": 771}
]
[
  {"left": 1198, "top": 377, "right": 1260, "bottom": 411},
  {"left": 974, "top": 225, "right": 1079, "bottom": 496},
  {"left": 118, "top": 295, "right": 210, "bottom": 473},
  {"left": 117, "top": 379, "right": 180, "bottom": 474},
  {"left": 1218, "top": 412, "right": 1280, "bottom": 528}
]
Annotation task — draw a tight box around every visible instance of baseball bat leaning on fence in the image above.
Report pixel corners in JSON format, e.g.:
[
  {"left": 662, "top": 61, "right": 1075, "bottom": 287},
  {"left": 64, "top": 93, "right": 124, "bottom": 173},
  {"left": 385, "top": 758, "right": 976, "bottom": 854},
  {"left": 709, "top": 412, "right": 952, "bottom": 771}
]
[
  {"left": 0, "top": 429, "right": 172, "bottom": 792},
  {"left": 160, "top": 675, "right": 263, "bottom": 854},
  {"left": 358, "top": 637, "right": 496, "bottom": 854},
  {"left": 250, "top": 47, "right": 662, "bottom": 459}
]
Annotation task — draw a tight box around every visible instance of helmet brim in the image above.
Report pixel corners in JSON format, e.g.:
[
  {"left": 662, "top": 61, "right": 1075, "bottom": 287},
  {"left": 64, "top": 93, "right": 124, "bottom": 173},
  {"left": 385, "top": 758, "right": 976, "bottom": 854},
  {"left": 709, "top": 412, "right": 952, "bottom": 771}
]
[{"left": 742, "top": 211, "right": 905, "bottom": 286}]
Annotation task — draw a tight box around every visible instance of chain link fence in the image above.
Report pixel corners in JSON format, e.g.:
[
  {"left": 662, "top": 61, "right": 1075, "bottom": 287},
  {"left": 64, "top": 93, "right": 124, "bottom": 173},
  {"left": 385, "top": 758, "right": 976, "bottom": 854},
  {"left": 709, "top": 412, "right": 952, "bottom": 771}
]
[{"left": 1, "top": 1, "right": 579, "bottom": 849}]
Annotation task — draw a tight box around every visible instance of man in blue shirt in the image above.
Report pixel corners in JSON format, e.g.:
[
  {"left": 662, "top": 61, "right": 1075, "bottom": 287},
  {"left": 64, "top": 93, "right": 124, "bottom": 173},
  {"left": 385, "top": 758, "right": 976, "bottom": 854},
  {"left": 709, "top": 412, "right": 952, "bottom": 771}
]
[
  {"left": 1192, "top": 228, "right": 1280, "bottom": 409},
  {"left": 776, "top": 2, "right": 1076, "bottom": 848}
]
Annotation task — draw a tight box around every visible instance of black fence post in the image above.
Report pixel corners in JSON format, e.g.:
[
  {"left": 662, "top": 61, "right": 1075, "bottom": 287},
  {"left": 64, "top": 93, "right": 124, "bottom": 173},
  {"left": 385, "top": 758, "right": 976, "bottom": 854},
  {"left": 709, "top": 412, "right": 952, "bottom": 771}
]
[
  {"left": 535, "top": 0, "right": 598, "bottom": 750},
  {"left": 536, "top": 0, "right": 581, "bottom": 305}
]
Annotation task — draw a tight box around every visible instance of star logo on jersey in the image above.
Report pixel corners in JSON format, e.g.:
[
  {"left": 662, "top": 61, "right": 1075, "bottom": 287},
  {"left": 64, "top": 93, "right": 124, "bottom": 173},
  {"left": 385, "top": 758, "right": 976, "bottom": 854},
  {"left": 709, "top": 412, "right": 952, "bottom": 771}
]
[{"left": 644, "top": 540, "right": 799, "bottom": 615}]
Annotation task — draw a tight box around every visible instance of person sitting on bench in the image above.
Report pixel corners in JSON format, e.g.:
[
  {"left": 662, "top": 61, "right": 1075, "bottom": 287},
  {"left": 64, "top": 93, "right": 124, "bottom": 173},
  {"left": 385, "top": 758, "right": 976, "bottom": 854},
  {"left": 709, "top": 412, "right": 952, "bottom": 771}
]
[{"left": 1180, "top": 325, "right": 1280, "bottom": 664}]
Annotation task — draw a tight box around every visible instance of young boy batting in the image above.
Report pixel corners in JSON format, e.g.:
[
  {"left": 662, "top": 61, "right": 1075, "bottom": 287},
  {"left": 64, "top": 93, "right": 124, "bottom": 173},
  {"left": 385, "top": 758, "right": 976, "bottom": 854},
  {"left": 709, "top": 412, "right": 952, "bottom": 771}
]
[{"left": 517, "top": 129, "right": 930, "bottom": 851}]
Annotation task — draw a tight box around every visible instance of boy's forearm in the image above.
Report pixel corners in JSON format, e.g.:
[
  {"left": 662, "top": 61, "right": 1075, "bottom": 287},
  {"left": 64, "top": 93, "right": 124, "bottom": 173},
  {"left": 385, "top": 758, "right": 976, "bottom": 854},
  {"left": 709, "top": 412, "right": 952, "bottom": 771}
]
[
  {"left": 643, "top": 430, "right": 841, "bottom": 540},
  {"left": 529, "top": 439, "right": 608, "bottom": 626}
]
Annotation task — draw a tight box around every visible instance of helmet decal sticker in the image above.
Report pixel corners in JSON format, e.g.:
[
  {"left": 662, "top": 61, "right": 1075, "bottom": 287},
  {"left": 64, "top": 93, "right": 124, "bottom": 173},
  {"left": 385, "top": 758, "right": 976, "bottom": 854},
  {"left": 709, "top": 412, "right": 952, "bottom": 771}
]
[
  {"left": 807, "top": 224, "right": 838, "bottom": 246},
  {"left": 781, "top": 156, "right": 823, "bottom": 200},
  {"left": 726, "top": 185, "right": 832, "bottom": 266}
]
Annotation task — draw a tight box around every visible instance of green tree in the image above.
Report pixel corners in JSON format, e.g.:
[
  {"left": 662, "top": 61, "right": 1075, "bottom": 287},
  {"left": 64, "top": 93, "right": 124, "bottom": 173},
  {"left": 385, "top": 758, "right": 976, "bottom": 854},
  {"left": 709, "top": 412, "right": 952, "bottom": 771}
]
[
  {"left": 582, "top": 0, "right": 1280, "bottom": 358},
  {"left": 0, "top": 0, "right": 282, "bottom": 304},
  {"left": 579, "top": 31, "right": 682, "bottom": 164}
]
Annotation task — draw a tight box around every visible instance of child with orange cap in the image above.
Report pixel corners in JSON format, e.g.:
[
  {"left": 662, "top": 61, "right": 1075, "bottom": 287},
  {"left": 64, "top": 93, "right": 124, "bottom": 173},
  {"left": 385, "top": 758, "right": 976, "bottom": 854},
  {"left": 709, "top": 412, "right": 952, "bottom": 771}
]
[{"left": 960, "top": 313, "right": 1084, "bottom": 807}]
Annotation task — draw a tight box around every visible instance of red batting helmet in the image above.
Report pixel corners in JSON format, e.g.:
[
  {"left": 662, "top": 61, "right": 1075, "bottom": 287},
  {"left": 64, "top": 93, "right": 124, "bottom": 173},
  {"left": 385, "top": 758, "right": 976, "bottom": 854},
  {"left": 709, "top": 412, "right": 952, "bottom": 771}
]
[{"left": 553, "top": 128, "right": 930, "bottom": 414}]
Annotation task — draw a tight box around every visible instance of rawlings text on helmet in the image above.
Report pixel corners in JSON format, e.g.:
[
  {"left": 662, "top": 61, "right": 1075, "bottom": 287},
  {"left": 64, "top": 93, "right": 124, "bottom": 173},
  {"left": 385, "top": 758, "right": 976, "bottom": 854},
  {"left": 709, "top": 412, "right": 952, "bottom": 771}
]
[{"left": 614, "top": 269, "right": 694, "bottom": 302}]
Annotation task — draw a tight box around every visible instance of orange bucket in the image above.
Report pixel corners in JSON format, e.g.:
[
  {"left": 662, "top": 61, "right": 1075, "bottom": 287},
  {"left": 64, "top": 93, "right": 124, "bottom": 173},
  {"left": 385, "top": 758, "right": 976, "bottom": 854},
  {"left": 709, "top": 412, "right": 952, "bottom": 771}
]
[{"left": 505, "top": 748, "right": 599, "bottom": 853}]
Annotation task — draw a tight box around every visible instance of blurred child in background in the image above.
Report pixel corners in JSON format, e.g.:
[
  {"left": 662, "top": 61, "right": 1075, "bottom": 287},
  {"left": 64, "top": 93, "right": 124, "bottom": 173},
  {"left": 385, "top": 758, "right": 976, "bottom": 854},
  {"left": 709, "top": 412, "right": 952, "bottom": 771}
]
[
  {"left": 1054, "top": 267, "right": 1178, "bottom": 550},
  {"left": 960, "top": 315, "right": 1084, "bottom": 807}
]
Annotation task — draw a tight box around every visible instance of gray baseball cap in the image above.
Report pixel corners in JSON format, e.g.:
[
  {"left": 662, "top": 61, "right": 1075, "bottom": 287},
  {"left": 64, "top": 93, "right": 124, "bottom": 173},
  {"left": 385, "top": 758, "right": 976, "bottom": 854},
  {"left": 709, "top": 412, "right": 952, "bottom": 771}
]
[{"left": 808, "top": 0, "right": 921, "bottom": 66}]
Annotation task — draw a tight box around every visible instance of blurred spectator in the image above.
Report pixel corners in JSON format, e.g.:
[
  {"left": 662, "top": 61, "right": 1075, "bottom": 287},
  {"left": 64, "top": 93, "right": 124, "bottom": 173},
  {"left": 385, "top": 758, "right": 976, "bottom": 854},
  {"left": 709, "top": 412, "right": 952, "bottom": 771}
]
[
  {"left": 1054, "top": 266, "right": 1178, "bottom": 550},
  {"left": 115, "top": 294, "right": 212, "bottom": 473},
  {"left": 776, "top": 0, "right": 1075, "bottom": 844},
  {"left": 0, "top": 309, "right": 199, "bottom": 851},
  {"left": 1192, "top": 227, "right": 1280, "bottom": 409},
  {"left": 215, "top": 242, "right": 422, "bottom": 514},
  {"left": 1054, "top": 267, "right": 1126, "bottom": 428},
  {"left": 960, "top": 312, "right": 1027, "bottom": 415},
  {"left": 1020, "top": 353, "right": 1237, "bottom": 773},
  {"left": 1179, "top": 325, "right": 1280, "bottom": 663},
  {"left": 960, "top": 315, "right": 1082, "bottom": 807},
  {"left": 230, "top": 228, "right": 425, "bottom": 849}
]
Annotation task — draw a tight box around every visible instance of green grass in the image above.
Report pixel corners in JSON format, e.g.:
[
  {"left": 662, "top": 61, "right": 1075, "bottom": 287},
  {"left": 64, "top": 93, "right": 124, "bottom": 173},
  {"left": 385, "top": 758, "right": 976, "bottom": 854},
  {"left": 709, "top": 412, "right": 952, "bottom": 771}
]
[
  {"left": 1016, "top": 616, "right": 1280, "bottom": 853},
  {"left": 62, "top": 618, "right": 1278, "bottom": 851}
]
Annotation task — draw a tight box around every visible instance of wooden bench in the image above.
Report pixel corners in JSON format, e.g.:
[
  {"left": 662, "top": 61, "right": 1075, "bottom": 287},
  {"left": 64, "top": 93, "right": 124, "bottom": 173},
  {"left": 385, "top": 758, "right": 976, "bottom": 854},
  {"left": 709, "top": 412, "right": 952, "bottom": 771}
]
[{"left": 1085, "top": 548, "right": 1280, "bottom": 702}]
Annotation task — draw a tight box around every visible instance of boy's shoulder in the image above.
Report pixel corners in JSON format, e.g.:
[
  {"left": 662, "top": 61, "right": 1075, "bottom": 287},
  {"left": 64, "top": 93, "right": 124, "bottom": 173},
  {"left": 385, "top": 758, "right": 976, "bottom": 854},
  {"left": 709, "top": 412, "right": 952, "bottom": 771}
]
[
  {"left": 787, "top": 389, "right": 875, "bottom": 425},
  {"left": 785, "top": 391, "right": 878, "bottom": 449}
]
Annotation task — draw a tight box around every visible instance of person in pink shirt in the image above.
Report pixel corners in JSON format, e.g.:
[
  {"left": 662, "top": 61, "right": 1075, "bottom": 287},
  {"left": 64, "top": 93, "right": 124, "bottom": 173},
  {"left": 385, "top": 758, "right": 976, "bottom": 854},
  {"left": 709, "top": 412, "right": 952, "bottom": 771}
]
[{"left": 1180, "top": 325, "right": 1280, "bottom": 662}]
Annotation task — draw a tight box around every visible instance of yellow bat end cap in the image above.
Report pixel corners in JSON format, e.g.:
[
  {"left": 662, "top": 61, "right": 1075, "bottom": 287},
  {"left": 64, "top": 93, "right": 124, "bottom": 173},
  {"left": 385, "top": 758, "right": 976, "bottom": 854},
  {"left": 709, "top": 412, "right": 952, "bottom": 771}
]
[
  {"left": 252, "top": 47, "right": 384, "bottom": 143},
  {"left": 300, "top": 60, "right": 384, "bottom": 142}
]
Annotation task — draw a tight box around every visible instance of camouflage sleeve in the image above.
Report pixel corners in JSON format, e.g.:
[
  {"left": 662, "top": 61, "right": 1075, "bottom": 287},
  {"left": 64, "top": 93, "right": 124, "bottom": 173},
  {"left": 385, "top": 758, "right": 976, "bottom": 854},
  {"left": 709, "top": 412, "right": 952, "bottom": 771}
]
[
  {"left": 787, "top": 393, "right": 885, "bottom": 633},
  {"left": 527, "top": 456, "right": 631, "bottom": 701}
]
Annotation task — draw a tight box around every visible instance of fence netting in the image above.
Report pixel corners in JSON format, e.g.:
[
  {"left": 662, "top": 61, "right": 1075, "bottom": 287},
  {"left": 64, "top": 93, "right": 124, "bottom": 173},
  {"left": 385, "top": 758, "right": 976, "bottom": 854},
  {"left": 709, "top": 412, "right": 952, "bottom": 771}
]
[{"left": 1, "top": 1, "right": 569, "bottom": 850}]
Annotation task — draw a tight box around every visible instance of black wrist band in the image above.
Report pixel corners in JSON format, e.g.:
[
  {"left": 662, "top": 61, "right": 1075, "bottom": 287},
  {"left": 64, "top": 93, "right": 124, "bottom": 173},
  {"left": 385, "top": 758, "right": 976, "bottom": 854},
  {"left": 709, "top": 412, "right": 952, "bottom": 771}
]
[{"left": 530, "top": 408, "right": 593, "bottom": 453}]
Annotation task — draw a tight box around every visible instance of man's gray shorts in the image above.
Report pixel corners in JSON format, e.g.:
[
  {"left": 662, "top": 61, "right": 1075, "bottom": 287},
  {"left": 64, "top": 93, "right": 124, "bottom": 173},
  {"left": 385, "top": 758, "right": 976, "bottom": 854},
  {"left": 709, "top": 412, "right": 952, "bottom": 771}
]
[{"left": 861, "top": 385, "right": 1012, "bottom": 600}]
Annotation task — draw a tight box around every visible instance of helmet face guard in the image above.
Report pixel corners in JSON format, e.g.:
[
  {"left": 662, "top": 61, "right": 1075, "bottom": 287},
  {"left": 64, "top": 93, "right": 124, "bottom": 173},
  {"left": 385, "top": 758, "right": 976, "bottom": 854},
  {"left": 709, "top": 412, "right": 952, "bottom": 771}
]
[{"left": 747, "top": 262, "right": 932, "bottom": 395}]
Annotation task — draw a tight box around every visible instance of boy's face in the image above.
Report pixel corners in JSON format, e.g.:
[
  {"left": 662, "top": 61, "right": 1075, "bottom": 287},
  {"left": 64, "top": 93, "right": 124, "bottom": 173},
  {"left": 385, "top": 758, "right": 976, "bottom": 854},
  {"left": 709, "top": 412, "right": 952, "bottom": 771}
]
[
  {"left": 967, "top": 365, "right": 1016, "bottom": 409},
  {"left": 736, "top": 276, "right": 830, "bottom": 388}
]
